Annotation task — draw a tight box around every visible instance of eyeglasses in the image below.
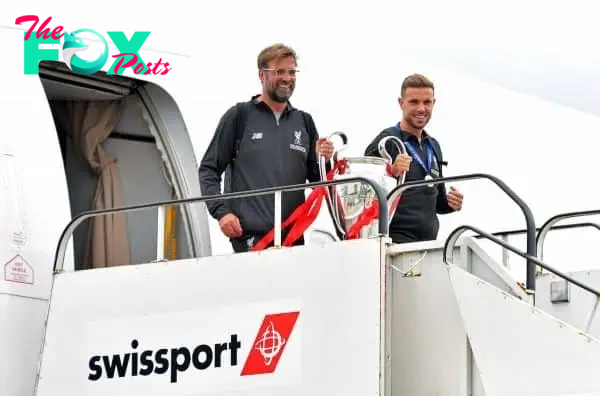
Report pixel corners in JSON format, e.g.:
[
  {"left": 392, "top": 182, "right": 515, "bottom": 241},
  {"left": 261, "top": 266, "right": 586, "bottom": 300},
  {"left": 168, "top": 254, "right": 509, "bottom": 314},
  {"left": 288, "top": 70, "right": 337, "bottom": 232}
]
[{"left": 263, "top": 68, "right": 299, "bottom": 77}]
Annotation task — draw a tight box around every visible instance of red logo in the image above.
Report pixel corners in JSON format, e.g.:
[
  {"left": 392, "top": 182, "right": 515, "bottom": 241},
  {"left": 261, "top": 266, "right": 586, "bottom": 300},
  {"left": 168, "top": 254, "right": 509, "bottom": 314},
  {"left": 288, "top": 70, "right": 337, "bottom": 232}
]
[{"left": 240, "top": 311, "right": 300, "bottom": 376}]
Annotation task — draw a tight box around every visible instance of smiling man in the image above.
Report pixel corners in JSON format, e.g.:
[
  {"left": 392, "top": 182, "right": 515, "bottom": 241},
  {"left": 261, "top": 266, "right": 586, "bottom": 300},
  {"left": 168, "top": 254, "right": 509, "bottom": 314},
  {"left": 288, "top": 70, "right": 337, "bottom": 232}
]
[
  {"left": 364, "top": 73, "right": 464, "bottom": 244},
  {"left": 198, "top": 43, "right": 334, "bottom": 253}
]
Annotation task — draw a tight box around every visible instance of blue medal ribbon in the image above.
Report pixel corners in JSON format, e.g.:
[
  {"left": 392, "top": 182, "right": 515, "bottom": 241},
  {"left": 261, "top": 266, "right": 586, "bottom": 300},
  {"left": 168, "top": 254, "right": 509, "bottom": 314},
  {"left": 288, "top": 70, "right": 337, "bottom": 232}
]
[
  {"left": 393, "top": 124, "right": 434, "bottom": 176},
  {"left": 404, "top": 140, "right": 434, "bottom": 176}
]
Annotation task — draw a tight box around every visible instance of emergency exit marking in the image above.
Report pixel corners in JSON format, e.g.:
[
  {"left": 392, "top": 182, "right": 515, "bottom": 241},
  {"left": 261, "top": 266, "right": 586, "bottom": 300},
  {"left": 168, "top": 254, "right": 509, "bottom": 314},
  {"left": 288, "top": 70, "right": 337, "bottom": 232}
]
[{"left": 4, "top": 254, "right": 34, "bottom": 285}]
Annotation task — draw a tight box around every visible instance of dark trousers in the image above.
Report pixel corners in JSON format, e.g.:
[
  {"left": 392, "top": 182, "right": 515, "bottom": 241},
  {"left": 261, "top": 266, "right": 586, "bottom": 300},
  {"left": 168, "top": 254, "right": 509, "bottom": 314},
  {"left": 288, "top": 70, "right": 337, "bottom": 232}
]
[
  {"left": 390, "top": 231, "right": 420, "bottom": 244},
  {"left": 230, "top": 232, "right": 305, "bottom": 253}
]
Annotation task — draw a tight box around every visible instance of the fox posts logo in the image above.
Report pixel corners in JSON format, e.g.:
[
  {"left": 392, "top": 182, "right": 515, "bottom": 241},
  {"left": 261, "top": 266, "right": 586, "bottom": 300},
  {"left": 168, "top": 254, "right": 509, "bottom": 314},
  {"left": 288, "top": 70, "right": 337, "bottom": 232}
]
[
  {"left": 15, "top": 15, "right": 172, "bottom": 76},
  {"left": 61, "top": 29, "right": 108, "bottom": 75},
  {"left": 87, "top": 311, "right": 300, "bottom": 384}
]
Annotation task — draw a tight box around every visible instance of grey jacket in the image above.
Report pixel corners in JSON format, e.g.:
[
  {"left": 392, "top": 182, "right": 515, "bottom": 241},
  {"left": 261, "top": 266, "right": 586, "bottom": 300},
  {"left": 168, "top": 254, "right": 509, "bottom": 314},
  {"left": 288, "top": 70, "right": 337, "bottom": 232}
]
[{"left": 198, "top": 96, "right": 322, "bottom": 233}]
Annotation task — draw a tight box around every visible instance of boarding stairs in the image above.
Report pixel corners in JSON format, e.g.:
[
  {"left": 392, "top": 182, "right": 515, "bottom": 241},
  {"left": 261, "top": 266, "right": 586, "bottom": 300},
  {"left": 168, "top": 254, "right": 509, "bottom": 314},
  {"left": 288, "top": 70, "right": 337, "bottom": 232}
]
[{"left": 3, "top": 174, "right": 600, "bottom": 396}]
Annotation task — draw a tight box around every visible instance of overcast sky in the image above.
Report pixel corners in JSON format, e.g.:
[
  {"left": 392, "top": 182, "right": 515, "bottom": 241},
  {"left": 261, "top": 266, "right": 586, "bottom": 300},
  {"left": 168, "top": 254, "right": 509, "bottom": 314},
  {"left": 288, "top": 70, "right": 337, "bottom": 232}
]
[
  {"left": 4, "top": 0, "right": 600, "bottom": 275},
  {"left": 6, "top": 0, "right": 598, "bottom": 115}
]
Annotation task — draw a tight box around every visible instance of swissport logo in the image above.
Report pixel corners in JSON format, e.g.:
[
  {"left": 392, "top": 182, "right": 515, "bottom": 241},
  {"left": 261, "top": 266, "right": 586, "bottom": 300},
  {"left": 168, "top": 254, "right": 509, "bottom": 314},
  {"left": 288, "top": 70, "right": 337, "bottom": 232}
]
[
  {"left": 241, "top": 311, "right": 299, "bottom": 376},
  {"left": 87, "top": 311, "right": 299, "bottom": 383}
]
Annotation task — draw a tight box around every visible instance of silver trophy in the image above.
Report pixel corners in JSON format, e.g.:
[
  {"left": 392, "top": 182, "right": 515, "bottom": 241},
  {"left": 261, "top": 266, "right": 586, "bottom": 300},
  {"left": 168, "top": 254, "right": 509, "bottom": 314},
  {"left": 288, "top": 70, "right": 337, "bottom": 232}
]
[{"left": 319, "top": 133, "right": 407, "bottom": 239}]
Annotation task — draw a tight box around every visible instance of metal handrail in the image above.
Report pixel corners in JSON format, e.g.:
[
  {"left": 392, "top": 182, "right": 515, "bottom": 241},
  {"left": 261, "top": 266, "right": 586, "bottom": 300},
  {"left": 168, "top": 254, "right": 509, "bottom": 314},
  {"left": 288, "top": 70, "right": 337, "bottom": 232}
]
[
  {"left": 387, "top": 173, "right": 537, "bottom": 291},
  {"left": 474, "top": 222, "right": 600, "bottom": 239},
  {"left": 444, "top": 224, "right": 600, "bottom": 332},
  {"left": 474, "top": 222, "right": 600, "bottom": 271},
  {"left": 537, "top": 209, "right": 600, "bottom": 261},
  {"left": 53, "top": 176, "right": 390, "bottom": 273}
]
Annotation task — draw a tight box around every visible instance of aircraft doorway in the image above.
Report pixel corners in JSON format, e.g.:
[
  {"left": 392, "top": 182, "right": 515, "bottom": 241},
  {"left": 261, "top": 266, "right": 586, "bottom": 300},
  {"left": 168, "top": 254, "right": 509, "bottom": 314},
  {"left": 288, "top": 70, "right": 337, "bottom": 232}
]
[{"left": 38, "top": 61, "right": 205, "bottom": 270}]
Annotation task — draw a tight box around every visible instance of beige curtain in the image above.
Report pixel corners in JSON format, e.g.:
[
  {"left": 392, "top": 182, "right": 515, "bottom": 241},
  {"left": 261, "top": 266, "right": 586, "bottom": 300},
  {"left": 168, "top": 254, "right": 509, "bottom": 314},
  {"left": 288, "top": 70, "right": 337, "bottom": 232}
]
[{"left": 53, "top": 100, "right": 130, "bottom": 269}]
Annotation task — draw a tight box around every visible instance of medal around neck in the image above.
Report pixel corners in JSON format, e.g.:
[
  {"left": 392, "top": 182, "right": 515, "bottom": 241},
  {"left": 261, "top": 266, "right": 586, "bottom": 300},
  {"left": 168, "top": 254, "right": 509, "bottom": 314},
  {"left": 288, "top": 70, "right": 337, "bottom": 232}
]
[
  {"left": 404, "top": 139, "right": 435, "bottom": 188},
  {"left": 424, "top": 174, "right": 435, "bottom": 188}
]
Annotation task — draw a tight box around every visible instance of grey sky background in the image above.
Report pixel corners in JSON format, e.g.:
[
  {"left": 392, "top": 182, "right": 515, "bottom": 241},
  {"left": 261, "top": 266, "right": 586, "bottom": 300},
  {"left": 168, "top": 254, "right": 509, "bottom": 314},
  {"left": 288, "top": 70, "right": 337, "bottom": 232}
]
[{"left": 4, "top": 0, "right": 600, "bottom": 271}]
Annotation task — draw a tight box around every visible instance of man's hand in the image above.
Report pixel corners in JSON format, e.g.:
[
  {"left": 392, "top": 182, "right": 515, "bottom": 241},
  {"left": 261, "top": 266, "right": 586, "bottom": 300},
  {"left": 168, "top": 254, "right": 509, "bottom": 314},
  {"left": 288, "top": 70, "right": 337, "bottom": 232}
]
[
  {"left": 218, "top": 213, "right": 243, "bottom": 238},
  {"left": 391, "top": 153, "right": 412, "bottom": 177},
  {"left": 317, "top": 138, "right": 334, "bottom": 160},
  {"left": 447, "top": 186, "right": 463, "bottom": 211}
]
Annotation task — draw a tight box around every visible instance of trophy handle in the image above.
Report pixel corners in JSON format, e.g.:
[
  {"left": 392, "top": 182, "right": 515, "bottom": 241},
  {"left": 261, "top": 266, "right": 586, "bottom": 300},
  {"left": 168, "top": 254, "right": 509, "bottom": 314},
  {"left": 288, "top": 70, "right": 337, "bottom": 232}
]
[
  {"left": 378, "top": 136, "right": 408, "bottom": 221},
  {"left": 378, "top": 135, "right": 406, "bottom": 162},
  {"left": 318, "top": 131, "right": 348, "bottom": 177},
  {"left": 319, "top": 131, "right": 349, "bottom": 239},
  {"left": 378, "top": 135, "right": 407, "bottom": 184},
  {"left": 327, "top": 131, "right": 349, "bottom": 160}
]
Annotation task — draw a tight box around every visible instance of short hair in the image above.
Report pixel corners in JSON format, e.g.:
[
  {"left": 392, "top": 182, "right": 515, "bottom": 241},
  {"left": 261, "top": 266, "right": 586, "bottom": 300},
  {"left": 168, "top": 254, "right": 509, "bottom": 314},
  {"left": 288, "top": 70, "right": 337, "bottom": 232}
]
[
  {"left": 257, "top": 43, "right": 297, "bottom": 69},
  {"left": 401, "top": 73, "right": 435, "bottom": 96}
]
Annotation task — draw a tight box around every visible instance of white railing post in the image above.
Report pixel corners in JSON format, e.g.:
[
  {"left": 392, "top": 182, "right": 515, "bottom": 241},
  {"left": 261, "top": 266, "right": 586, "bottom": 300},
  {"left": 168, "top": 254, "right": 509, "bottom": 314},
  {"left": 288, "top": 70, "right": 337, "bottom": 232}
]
[{"left": 274, "top": 191, "right": 282, "bottom": 247}]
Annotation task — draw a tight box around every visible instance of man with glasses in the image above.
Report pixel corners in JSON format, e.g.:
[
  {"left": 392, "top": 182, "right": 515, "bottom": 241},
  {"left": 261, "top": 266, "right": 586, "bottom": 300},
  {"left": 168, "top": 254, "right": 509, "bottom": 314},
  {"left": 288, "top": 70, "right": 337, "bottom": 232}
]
[{"left": 199, "top": 43, "right": 334, "bottom": 253}]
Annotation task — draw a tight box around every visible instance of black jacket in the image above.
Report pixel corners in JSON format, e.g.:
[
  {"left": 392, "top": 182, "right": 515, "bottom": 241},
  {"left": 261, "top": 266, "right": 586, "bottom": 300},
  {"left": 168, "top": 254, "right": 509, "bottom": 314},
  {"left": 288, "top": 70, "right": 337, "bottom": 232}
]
[
  {"left": 364, "top": 124, "right": 455, "bottom": 242},
  {"left": 198, "top": 95, "right": 321, "bottom": 234}
]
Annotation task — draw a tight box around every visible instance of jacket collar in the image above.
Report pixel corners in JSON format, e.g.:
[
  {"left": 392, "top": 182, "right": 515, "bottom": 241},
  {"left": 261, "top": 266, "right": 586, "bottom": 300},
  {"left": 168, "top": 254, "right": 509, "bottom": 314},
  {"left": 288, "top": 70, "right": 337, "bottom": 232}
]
[
  {"left": 251, "top": 94, "right": 295, "bottom": 113},
  {"left": 394, "top": 122, "right": 431, "bottom": 143}
]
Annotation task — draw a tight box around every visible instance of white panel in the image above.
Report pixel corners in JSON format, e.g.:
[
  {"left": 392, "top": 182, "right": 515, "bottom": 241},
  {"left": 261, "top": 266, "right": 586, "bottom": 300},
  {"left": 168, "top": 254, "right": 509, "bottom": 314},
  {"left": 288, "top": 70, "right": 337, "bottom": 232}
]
[
  {"left": 535, "top": 270, "right": 600, "bottom": 339},
  {"left": 462, "top": 237, "right": 530, "bottom": 301},
  {"left": 0, "top": 28, "right": 74, "bottom": 396},
  {"left": 448, "top": 265, "right": 600, "bottom": 396},
  {"left": 469, "top": 342, "right": 487, "bottom": 396},
  {"left": 36, "top": 238, "right": 384, "bottom": 396},
  {"left": 0, "top": 28, "right": 73, "bottom": 298},
  {"left": 0, "top": 296, "right": 49, "bottom": 396},
  {"left": 388, "top": 244, "right": 469, "bottom": 396}
]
